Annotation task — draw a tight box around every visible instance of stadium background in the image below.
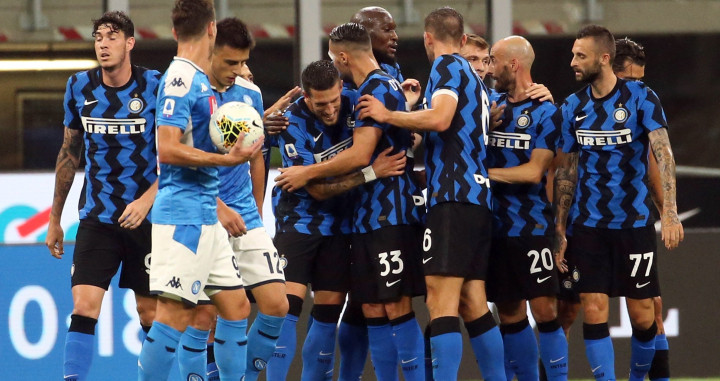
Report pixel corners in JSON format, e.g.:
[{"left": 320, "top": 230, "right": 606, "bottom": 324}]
[{"left": 0, "top": 0, "right": 718, "bottom": 379}]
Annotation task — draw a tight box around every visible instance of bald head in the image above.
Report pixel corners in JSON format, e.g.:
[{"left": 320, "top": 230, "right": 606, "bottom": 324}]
[
  {"left": 492, "top": 35, "right": 535, "bottom": 69},
  {"left": 489, "top": 36, "right": 535, "bottom": 95},
  {"left": 350, "top": 7, "right": 398, "bottom": 64}
]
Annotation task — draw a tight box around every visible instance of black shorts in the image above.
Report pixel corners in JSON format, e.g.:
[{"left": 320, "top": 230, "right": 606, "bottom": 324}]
[
  {"left": 274, "top": 232, "right": 351, "bottom": 292},
  {"left": 422, "top": 202, "right": 492, "bottom": 280},
  {"left": 487, "top": 235, "right": 560, "bottom": 303},
  {"left": 71, "top": 218, "right": 152, "bottom": 295},
  {"left": 566, "top": 224, "right": 660, "bottom": 299},
  {"left": 350, "top": 225, "right": 426, "bottom": 304}
]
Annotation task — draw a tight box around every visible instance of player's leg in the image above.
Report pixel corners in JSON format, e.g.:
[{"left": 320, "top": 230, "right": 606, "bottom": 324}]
[
  {"left": 302, "top": 290, "right": 345, "bottom": 380},
  {"left": 119, "top": 222, "right": 156, "bottom": 338},
  {"left": 530, "top": 296, "right": 568, "bottom": 381},
  {"left": 64, "top": 285, "right": 105, "bottom": 381},
  {"left": 177, "top": 303, "right": 213, "bottom": 381},
  {"left": 626, "top": 297, "right": 657, "bottom": 381},
  {"left": 459, "top": 279, "right": 505, "bottom": 381},
  {"left": 579, "top": 292, "right": 614, "bottom": 381},
  {"left": 385, "top": 296, "right": 424, "bottom": 381},
  {"left": 208, "top": 288, "right": 252, "bottom": 380},
  {"left": 649, "top": 297, "right": 670, "bottom": 381},
  {"left": 234, "top": 228, "right": 289, "bottom": 381},
  {"left": 496, "top": 300, "right": 538, "bottom": 381},
  {"left": 338, "top": 297, "right": 369, "bottom": 381}
]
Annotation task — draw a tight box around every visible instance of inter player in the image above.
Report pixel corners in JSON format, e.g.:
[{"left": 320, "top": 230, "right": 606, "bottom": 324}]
[
  {"left": 276, "top": 24, "right": 427, "bottom": 381},
  {"left": 553, "top": 25, "right": 683, "bottom": 381},
  {"left": 137, "top": 1, "right": 263, "bottom": 380},
  {"left": 357, "top": 8, "right": 505, "bottom": 380},
  {"left": 267, "top": 60, "right": 407, "bottom": 380},
  {"left": 46, "top": 11, "right": 160, "bottom": 381},
  {"left": 484, "top": 36, "right": 568, "bottom": 380}
]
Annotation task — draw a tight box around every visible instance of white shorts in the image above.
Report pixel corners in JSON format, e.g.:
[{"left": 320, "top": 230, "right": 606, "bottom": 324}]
[
  {"left": 149, "top": 222, "right": 243, "bottom": 305},
  {"left": 231, "top": 227, "right": 285, "bottom": 288}
]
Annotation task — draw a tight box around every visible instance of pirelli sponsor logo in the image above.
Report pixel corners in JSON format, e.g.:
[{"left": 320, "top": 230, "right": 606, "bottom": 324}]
[
  {"left": 576, "top": 128, "right": 632, "bottom": 146},
  {"left": 488, "top": 131, "right": 531, "bottom": 150},
  {"left": 313, "top": 137, "right": 353, "bottom": 163},
  {"left": 81, "top": 116, "right": 147, "bottom": 134}
]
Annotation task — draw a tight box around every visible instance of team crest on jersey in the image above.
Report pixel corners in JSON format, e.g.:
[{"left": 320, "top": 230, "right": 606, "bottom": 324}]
[
  {"left": 253, "top": 358, "right": 267, "bottom": 370},
  {"left": 562, "top": 279, "right": 573, "bottom": 290},
  {"left": 613, "top": 106, "right": 629, "bottom": 123},
  {"left": 187, "top": 374, "right": 203, "bottom": 381},
  {"left": 346, "top": 115, "right": 355, "bottom": 129},
  {"left": 515, "top": 113, "right": 532, "bottom": 129},
  {"left": 127, "top": 98, "right": 144, "bottom": 113},
  {"left": 243, "top": 95, "right": 254, "bottom": 106},
  {"left": 191, "top": 280, "right": 202, "bottom": 295},
  {"left": 279, "top": 255, "right": 288, "bottom": 269},
  {"left": 572, "top": 267, "right": 580, "bottom": 282}
]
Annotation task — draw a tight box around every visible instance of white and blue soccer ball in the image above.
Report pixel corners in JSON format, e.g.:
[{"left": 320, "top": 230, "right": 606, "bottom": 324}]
[{"left": 209, "top": 101, "right": 264, "bottom": 153}]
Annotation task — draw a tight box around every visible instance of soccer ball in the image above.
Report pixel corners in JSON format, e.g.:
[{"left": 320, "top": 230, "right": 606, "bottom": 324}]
[{"left": 209, "top": 101, "right": 264, "bottom": 153}]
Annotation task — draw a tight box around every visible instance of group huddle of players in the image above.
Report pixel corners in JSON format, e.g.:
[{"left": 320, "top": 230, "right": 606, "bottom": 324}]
[{"left": 47, "top": 1, "right": 683, "bottom": 380}]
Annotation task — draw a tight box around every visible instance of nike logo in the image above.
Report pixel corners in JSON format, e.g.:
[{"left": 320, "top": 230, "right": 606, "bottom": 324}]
[
  {"left": 207, "top": 369, "right": 218, "bottom": 374},
  {"left": 386, "top": 279, "right": 401, "bottom": 287},
  {"left": 84, "top": 99, "right": 98, "bottom": 106},
  {"left": 575, "top": 114, "right": 588, "bottom": 121},
  {"left": 537, "top": 276, "right": 552, "bottom": 283},
  {"left": 401, "top": 357, "right": 418, "bottom": 364},
  {"left": 422, "top": 257, "right": 433, "bottom": 264},
  {"left": 313, "top": 132, "right": 323, "bottom": 142},
  {"left": 591, "top": 365, "right": 602, "bottom": 372},
  {"left": 276, "top": 346, "right": 287, "bottom": 349},
  {"left": 635, "top": 362, "right": 651, "bottom": 367},
  {"left": 319, "top": 351, "right": 333, "bottom": 356},
  {"left": 550, "top": 356, "right": 565, "bottom": 363},
  {"left": 636, "top": 281, "right": 651, "bottom": 288},
  {"left": 252, "top": 120, "right": 263, "bottom": 128}
]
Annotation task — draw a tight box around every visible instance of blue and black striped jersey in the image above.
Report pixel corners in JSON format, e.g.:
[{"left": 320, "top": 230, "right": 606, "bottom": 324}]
[
  {"left": 380, "top": 62, "right": 405, "bottom": 83},
  {"left": 353, "top": 70, "right": 425, "bottom": 233},
  {"left": 63, "top": 65, "right": 160, "bottom": 224},
  {"left": 215, "top": 77, "right": 265, "bottom": 231},
  {"left": 272, "top": 89, "right": 358, "bottom": 236},
  {"left": 423, "top": 54, "right": 492, "bottom": 209},
  {"left": 487, "top": 94, "right": 559, "bottom": 237},
  {"left": 560, "top": 78, "right": 668, "bottom": 229}
]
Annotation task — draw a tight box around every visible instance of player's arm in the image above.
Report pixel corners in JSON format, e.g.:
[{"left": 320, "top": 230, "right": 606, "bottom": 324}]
[
  {"left": 305, "top": 146, "right": 406, "bottom": 200},
  {"left": 356, "top": 93, "right": 458, "bottom": 132},
  {"left": 46, "top": 127, "right": 83, "bottom": 259},
  {"left": 275, "top": 127, "right": 381, "bottom": 192},
  {"left": 647, "top": 149, "right": 663, "bottom": 214},
  {"left": 249, "top": 150, "right": 265, "bottom": 217},
  {"left": 217, "top": 197, "right": 247, "bottom": 237},
  {"left": 157, "top": 125, "right": 263, "bottom": 167},
  {"left": 119, "top": 179, "right": 158, "bottom": 230},
  {"left": 648, "top": 128, "right": 684, "bottom": 249},
  {"left": 552, "top": 150, "right": 578, "bottom": 273},
  {"left": 488, "top": 149, "right": 554, "bottom": 184}
]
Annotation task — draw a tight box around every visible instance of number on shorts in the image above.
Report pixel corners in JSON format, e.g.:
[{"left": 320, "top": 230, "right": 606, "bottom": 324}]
[
  {"left": 263, "top": 251, "right": 284, "bottom": 275},
  {"left": 629, "top": 252, "right": 654, "bottom": 277},
  {"left": 528, "top": 248, "right": 553, "bottom": 274},
  {"left": 378, "top": 250, "right": 404, "bottom": 277},
  {"left": 144, "top": 253, "right": 151, "bottom": 275},
  {"left": 232, "top": 256, "right": 241, "bottom": 278},
  {"left": 422, "top": 229, "right": 432, "bottom": 252}
]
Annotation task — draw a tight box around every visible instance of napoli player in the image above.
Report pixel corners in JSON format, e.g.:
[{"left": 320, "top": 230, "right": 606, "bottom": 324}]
[
  {"left": 137, "top": 1, "right": 263, "bottom": 380},
  {"left": 46, "top": 11, "right": 160, "bottom": 381},
  {"left": 553, "top": 25, "right": 683, "bottom": 381},
  {"left": 357, "top": 8, "right": 505, "bottom": 380},
  {"left": 484, "top": 36, "right": 568, "bottom": 381}
]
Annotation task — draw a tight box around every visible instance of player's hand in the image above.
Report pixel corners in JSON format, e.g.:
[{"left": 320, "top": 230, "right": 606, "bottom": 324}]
[
  {"left": 225, "top": 135, "right": 265, "bottom": 166},
  {"left": 372, "top": 147, "right": 406, "bottom": 179},
  {"left": 217, "top": 201, "right": 247, "bottom": 237},
  {"left": 526, "top": 83, "right": 554, "bottom": 103},
  {"left": 264, "top": 113, "right": 289, "bottom": 135},
  {"left": 661, "top": 209, "right": 684, "bottom": 249},
  {"left": 553, "top": 231, "right": 568, "bottom": 272},
  {"left": 401, "top": 79, "right": 422, "bottom": 107},
  {"left": 490, "top": 101, "right": 506, "bottom": 130},
  {"left": 275, "top": 165, "right": 311, "bottom": 192},
  {"left": 45, "top": 221, "right": 65, "bottom": 259},
  {"left": 357, "top": 95, "right": 390, "bottom": 123},
  {"left": 265, "top": 86, "right": 301, "bottom": 117},
  {"left": 119, "top": 197, "right": 152, "bottom": 230}
]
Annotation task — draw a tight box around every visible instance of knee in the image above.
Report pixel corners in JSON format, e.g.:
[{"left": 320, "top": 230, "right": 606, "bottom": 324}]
[
  {"left": 362, "top": 303, "right": 386, "bottom": 318},
  {"left": 530, "top": 299, "right": 558, "bottom": 324},
  {"left": 259, "top": 296, "right": 289, "bottom": 317},
  {"left": 384, "top": 298, "right": 412, "bottom": 320},
  {"left": 627, "top": 300, "right": 655, "bottom": 328},
  {"left": 72, "top": 299, "right": 102, "bottom": 319},
  {"left": 136, "top": 297, "right": 157, "bottom": 326}
]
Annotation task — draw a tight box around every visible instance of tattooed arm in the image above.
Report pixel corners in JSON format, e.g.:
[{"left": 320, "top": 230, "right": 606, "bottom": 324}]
[
  {"left": 46, "top": 127, "right": 84, "bottom": 259},
  {"left": 646, "top": 148, "right": 663, "bottom": 214},
  {"left": 552, "top": 150, "right": 578, "bottom": 272},
  {"left": 648, "top": 128, "right": 684, "bottom": 249}
]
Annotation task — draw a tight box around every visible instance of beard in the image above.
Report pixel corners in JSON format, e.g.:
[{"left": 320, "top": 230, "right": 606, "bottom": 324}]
[
  {"left": 493, "top": 69, "right": 513, "bottom": 94},
  {"left": 373, "top": 48, "right": 396, "bottom": 65},
  {"left": 577, "top": 62, "right": 601, "bottom": 83}
]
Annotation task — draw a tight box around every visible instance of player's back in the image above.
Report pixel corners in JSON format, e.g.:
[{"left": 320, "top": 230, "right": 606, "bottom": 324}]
[
  {"left": 560, "top": 78, "right": 667, "bottom": 229},
  {"left": 487, "top": 94, "right": 559, "bottom": 237},
  {"left": 63, "top": 65, "right": 161, "bottom": 223},
  {"left": 423, "top": 53, "right": 492, "bottom": 210},
  {"left": 153, "top": 57, "right": 219, "bottom": 225},
  {"left": 353, "top": 70, "right": 424, "bottom": 233}
]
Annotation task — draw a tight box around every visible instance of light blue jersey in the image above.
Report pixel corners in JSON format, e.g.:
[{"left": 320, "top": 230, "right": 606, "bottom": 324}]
[
  {"left": 215, "top": 77, "right": 264, "bottom": 231},
  {"left": 153, "top": 57, "right": 219, "bottom": 225}
]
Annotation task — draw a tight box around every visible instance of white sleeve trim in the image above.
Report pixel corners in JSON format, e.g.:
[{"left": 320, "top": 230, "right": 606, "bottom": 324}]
[{"left": 431, "top": 89, "right": 458, "bottom": 102}]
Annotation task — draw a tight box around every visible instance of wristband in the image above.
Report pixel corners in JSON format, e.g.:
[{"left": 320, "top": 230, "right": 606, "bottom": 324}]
[{"left": 361, "top": 166, "right": 377, "bottom": 183}]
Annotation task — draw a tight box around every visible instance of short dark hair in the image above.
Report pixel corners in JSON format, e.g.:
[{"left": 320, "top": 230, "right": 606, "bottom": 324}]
[
  {"left": 92, "top": 11, "right": 134, "bottom": 38},
  {"left": 465, "top": 33, "right": 489, "bottom": 51},
  {"left": 424, "top": 7, "right": 464, "bottom": 43},
  {"left": 216, "top": 17, "right": 255, "bottom": 50},
  {"left": 613, "top": 37, "right": 646, "bottom": 72},
  {"left": 301, "top": 60, "right": 340, "bottom": 94},
  {"left": 329, "top": 23, "right": 371, "bottom": 49},
  {"left": 576, "top": 24, "right": 616, "bottom": 63},
  {"left": 172, "top": 0, "right": 215, "bottom": 41}
]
